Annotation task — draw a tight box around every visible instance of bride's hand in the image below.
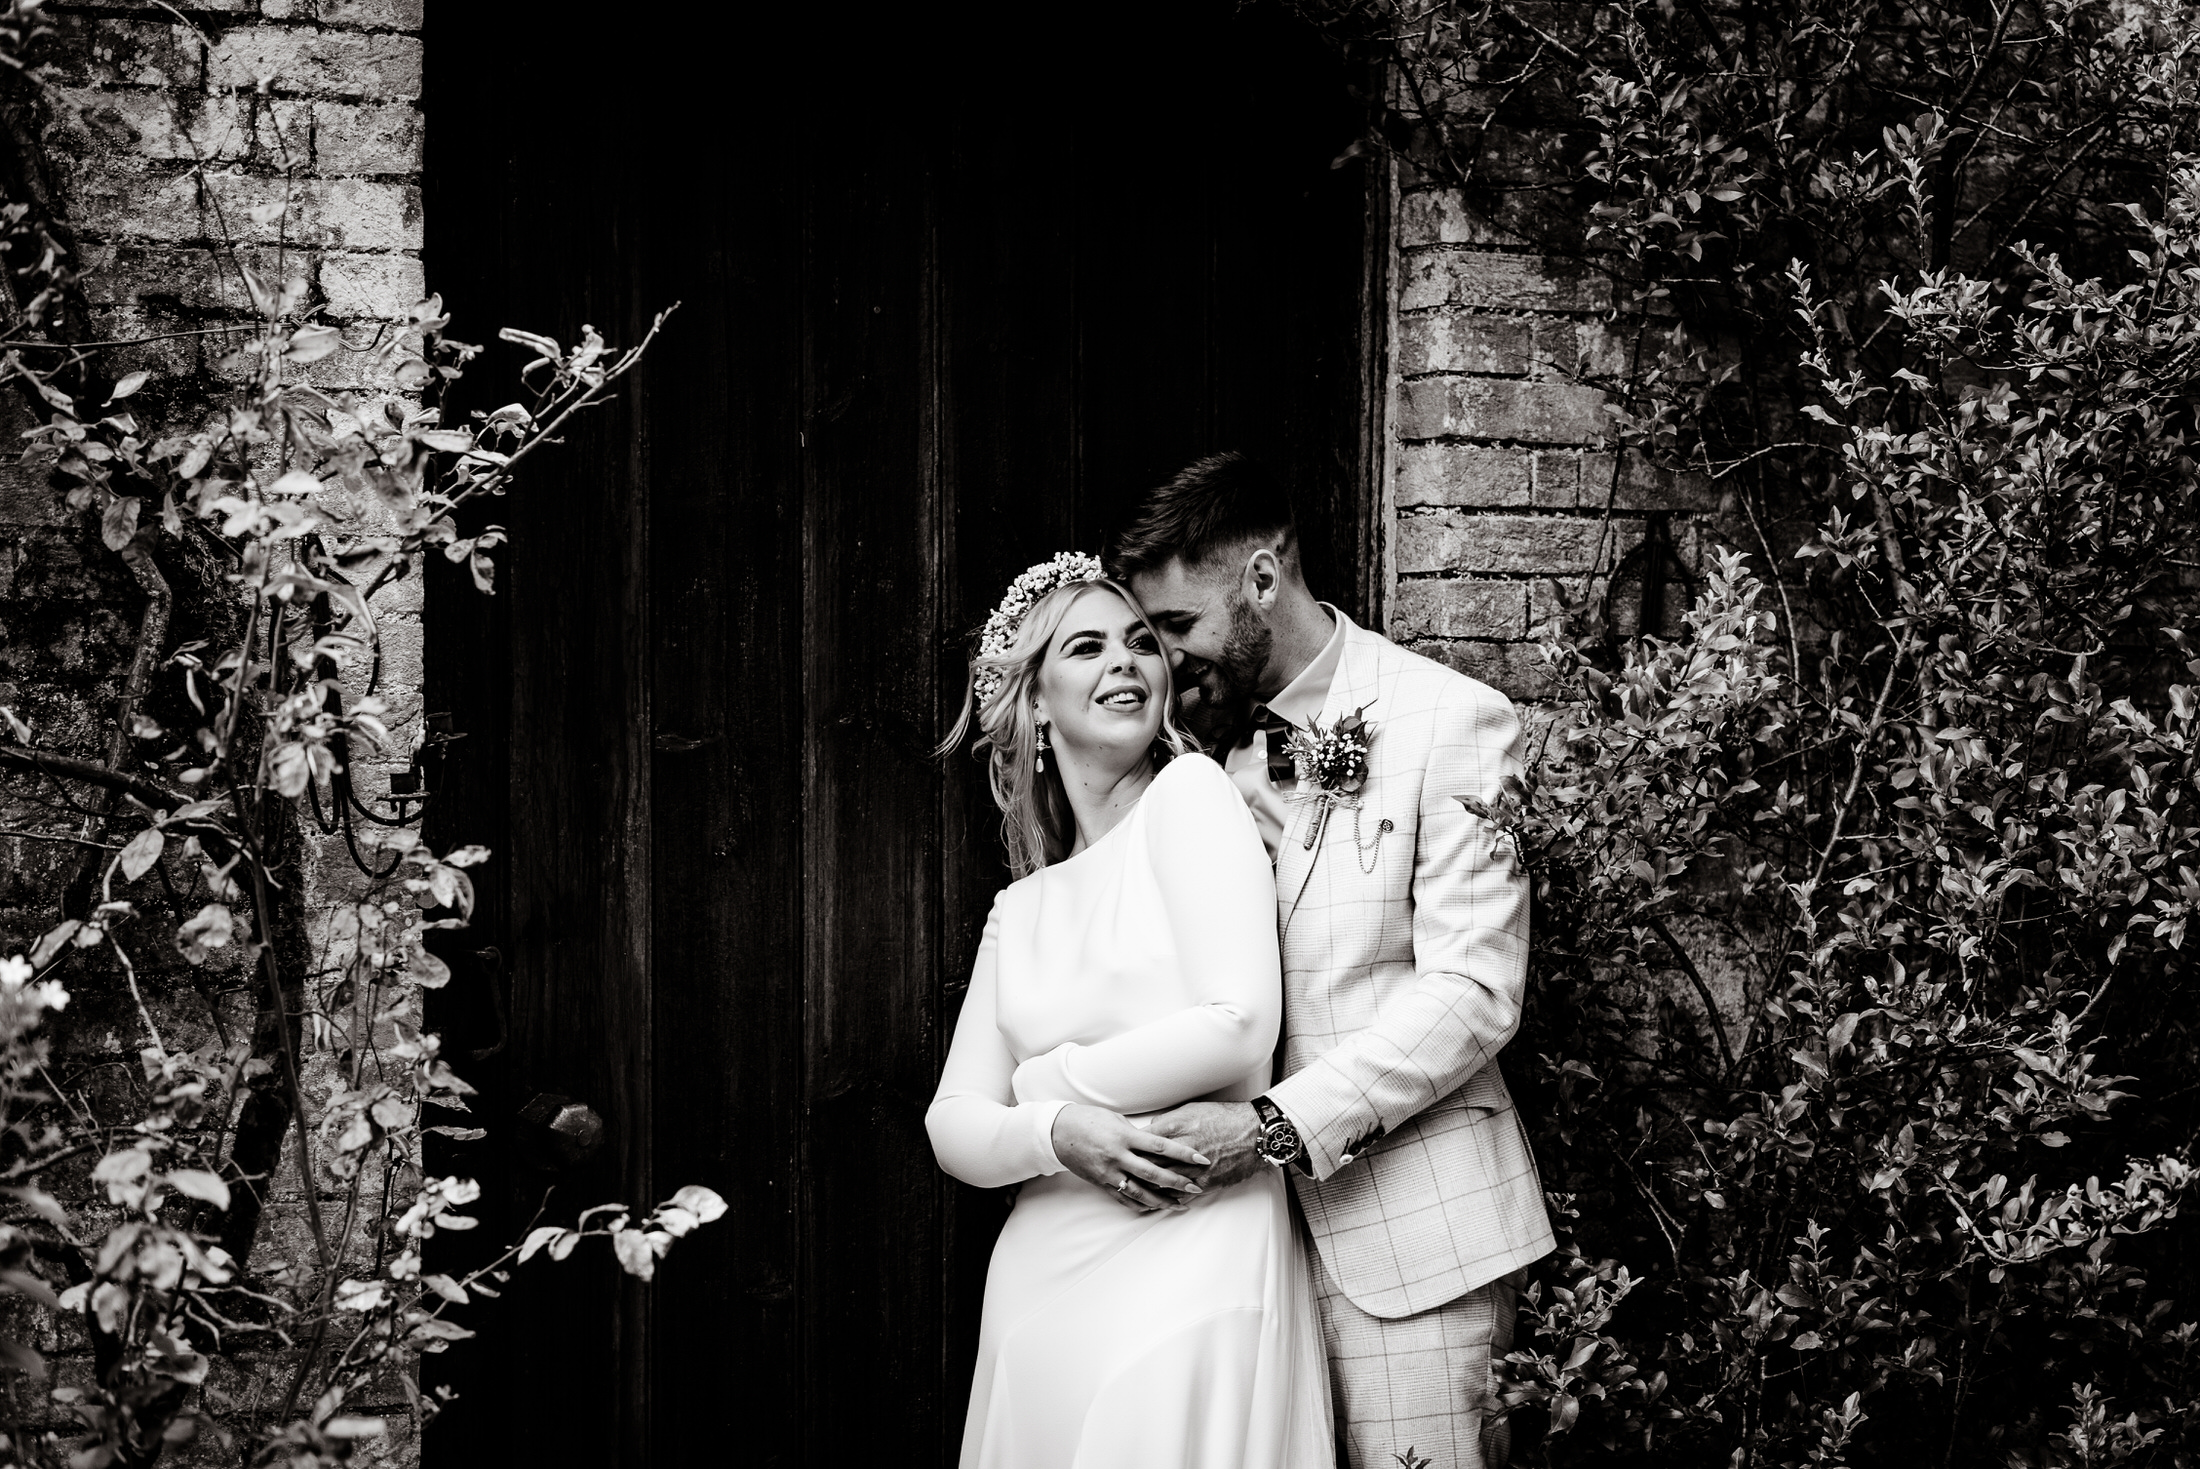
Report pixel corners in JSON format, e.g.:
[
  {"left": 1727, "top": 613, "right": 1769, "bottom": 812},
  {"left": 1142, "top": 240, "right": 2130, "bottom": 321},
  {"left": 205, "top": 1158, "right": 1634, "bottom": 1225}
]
[{"left": 1050, "top": 1104, "right": 1211, "bottom": 1213}]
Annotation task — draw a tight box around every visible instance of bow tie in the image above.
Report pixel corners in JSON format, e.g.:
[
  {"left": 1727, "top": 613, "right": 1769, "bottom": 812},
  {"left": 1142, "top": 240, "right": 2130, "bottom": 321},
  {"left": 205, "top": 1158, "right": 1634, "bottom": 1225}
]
[{"left": 1252, "top": 705, "right": 1296, "bottom": 785}]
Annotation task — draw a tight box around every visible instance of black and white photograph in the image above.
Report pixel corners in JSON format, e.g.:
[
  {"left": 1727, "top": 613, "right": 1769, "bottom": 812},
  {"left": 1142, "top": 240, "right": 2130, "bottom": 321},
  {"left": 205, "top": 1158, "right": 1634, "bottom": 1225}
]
[{"left": 0, "top": 0, "right": 2196, "bottom": 1466}]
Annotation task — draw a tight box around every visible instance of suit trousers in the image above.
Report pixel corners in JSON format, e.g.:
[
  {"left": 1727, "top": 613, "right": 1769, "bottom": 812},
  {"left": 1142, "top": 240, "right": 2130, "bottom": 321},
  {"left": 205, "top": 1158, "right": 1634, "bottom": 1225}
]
[{"left": 1312, "top": 1249, "right": 1520, "bottom": 1469}]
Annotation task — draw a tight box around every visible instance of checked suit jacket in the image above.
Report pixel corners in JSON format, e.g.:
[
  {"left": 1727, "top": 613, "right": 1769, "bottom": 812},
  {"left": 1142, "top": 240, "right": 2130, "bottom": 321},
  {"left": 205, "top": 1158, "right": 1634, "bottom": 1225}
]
[{"left": 1263, "top": 613, "right": 1555, "bottom": 1319}]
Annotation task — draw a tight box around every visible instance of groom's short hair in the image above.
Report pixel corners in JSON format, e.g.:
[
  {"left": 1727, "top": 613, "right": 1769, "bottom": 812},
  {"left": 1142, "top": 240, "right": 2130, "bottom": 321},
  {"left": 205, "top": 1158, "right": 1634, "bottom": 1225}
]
[{"left": 1108, "top": 452, "right": 1298, "bottom": 580}]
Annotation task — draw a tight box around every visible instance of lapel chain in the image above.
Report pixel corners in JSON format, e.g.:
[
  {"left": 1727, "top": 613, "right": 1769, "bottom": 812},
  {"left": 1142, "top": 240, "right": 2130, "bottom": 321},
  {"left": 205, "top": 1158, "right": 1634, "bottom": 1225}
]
[{"left": 1351, "top": 810, "right": 1393, "bottom": 874}]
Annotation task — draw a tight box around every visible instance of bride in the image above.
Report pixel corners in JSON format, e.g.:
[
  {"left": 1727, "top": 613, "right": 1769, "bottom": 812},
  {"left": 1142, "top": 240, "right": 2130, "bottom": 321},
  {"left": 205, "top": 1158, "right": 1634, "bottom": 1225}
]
[{"left": 928, "top": 553, "right": 1333, "bottom": 1469}]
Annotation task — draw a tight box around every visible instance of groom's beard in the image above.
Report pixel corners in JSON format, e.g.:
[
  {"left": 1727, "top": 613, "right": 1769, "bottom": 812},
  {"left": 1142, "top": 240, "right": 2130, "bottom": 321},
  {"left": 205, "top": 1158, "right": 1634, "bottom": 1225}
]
[{"left": 1174, "top": 596, "right": 1272, "bottom": 749}]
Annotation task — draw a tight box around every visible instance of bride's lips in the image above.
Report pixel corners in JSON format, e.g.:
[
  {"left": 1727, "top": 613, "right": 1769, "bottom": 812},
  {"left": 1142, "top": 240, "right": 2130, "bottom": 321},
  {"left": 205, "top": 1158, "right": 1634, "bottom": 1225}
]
[{"left": 1094, "top": 684, "right": 1148, "bottom": 711}]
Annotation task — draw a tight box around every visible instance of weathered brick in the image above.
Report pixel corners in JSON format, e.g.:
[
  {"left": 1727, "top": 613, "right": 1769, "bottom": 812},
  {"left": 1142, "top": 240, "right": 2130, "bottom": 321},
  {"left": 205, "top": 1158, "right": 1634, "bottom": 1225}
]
[
  {"left": 320, "top": 251, "right": 424, "bottom": 316},
  {"left": 73, "top": 164, "right": 421, "bottom": 250},
  {"left": 1397, "top": 510, "right": 1642, "bottom": 577},
  {"left": 1400, "top": 248, "right": 1611, "bottom": 314},
  {"left": 1406, "top": 638, "right": 1561, "bottom": 701},
  {"left": 82, "top": 242, "right": 222, "bottom": 308},
  {"left": 1530, "top": 448, "right": 1581, "bottom": 508},
  {"left": 1398, "top": 191, "right": 1500, "bottom": 248},
  {"left": 1395, "top": 310, "right": 1533, "bottom": 376},
  {"left": 1394, "top": 442, "right": 1533, "bottom": 508},
  {"left": 1578, "top": 449, "right": 1721, "bottom": 512},
  {"left": 1397, "top": 375, "right": 1609, "bottom": 443},
  {"left": 315, "top": 0, "right": 426, "bottom": 29},
  {"left": 1392, "top": 577, "right": 1528, "bottom": 640},
  {"left": 50, "top": 18, "right": 198, "bottom": 88},
  {"left": 83, "top": 307, "right": 206, "bottom": 380},
  {"left": 1528, "top": 576, "right": 1569, "bottom": 635},
  {"left": 312, "top": 99, "right": 422, "bottom": 173},
  {"left": 80, "top": 0, "right": 249, "bottom": 13},
  {"left": 1398, "top": 185, "right": 1585, "bottom": 253},
  {"left": 1567, "top": 318, "right": 1639, "bottom": 380},
  {"left": 207, "top": 25, "right": 423, "bottom": 99},
  {"left": 47, "top": 86, "right": 268, "bottom": 165}
]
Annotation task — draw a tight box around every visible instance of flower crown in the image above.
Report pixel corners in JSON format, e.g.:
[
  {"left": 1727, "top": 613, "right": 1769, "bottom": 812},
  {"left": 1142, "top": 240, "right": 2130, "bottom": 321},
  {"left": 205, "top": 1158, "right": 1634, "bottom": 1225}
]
[{"left": 972, "top": 551, "right": 1108, "bottom": 709}]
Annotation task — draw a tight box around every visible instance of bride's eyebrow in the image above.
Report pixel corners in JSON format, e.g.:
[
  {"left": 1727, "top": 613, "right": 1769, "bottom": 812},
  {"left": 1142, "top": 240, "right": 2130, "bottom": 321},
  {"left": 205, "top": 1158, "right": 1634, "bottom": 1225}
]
[{"left": 1056, "top": 627, "right": 1107, "bottom": 647}]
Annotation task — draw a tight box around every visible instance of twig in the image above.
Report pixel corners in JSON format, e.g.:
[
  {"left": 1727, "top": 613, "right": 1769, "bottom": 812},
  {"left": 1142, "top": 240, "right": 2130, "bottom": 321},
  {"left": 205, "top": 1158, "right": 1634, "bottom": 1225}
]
[
  {"left": 443, "top": 304, "right": 681, "bottom": 518},
  {"left": 1807, "top": 638, "right": 1910, "bottom": 891},
  {"left": 106, "top": 934, "right": 164, "bottom": 1059},
  {"left": 1650, "top": 913, "right": 1737, "bottom": 1073},
  {"left": 0, "top": 743, "right": 184, "bottom": 810},
  {"left": 0, "top": 826, "right": 118, "bottom": 848}
]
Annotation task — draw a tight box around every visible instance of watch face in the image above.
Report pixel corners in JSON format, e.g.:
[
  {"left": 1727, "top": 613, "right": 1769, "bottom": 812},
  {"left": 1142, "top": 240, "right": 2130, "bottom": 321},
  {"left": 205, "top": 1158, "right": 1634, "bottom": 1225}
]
[{"left": 1263, "top": 1120, "right": 1302, "bottom": 1162}]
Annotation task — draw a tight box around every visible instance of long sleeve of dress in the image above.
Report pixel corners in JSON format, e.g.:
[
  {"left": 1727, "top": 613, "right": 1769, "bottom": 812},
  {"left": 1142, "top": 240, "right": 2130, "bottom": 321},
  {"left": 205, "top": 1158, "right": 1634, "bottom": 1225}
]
[
  {"left": 926, "top": 900, "right": 1070, "bottom": 1189},
  {"left": 1011, "top": 755, "right": 1283, "bottom": 1115}
]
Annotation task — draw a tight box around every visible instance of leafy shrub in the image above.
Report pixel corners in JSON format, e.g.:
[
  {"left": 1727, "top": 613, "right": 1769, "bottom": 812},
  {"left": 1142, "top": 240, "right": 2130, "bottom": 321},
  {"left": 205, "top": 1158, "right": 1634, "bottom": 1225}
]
[
  {"left": 0, "top": 5, "right": 715, "bottom": 1463},
  {"left": 1466, "top": 163, "right": 2200, "bottom": 1468},
  {"left": 1284, "top": 0, "right": 2200, "bottom": 1460}
]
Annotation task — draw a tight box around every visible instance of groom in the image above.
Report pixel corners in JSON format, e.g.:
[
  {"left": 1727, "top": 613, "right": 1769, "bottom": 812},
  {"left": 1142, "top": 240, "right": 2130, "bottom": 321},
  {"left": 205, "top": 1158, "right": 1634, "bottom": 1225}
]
[{"left": 1112, "top": 453, "right": 1554, "bottom": 1469}]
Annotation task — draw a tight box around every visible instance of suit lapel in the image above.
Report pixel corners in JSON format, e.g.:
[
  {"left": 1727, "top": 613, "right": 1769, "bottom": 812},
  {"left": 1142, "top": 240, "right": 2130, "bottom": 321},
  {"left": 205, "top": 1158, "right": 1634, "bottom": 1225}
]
[{"left": 1278, "top": 615, "right": 1385, "bottom": 938}]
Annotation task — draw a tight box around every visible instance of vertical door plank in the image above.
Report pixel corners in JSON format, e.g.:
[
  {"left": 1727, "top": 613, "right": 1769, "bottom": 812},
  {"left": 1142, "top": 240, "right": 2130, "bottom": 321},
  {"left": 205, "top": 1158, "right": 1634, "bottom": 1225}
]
[
  {"left": 643, "top": 91, "right": 809, "bottom": 1467},
  {"left": 421, "top": 10, "right": 655, "bottom": 1460},
  {"left": 800, "top": 60, "right": 953, "bottom": 1457}
]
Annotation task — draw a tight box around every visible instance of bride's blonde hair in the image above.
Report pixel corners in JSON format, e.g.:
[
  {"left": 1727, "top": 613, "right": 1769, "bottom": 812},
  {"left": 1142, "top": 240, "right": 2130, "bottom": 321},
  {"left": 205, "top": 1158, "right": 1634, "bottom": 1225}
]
[{"left": 942, "top": 577, "right": 1198, "bottom": 879}]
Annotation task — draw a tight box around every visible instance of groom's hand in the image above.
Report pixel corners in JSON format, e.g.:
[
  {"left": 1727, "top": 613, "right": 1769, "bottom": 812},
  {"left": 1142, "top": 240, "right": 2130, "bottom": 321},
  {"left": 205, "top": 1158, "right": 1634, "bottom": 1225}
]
[
  {"left": 1050, "top": 1105, "right": 1210, "bottom": 1213},
  {"left": 1143, "top": 1102, "right": 1267, "bottom": 1190}
]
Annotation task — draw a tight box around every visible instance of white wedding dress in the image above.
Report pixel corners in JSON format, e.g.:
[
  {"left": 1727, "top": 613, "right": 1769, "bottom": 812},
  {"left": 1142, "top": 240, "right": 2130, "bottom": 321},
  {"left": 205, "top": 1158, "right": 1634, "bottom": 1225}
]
[{"left": 928, "top": 753, "right": 1334, "bottom": 1469}]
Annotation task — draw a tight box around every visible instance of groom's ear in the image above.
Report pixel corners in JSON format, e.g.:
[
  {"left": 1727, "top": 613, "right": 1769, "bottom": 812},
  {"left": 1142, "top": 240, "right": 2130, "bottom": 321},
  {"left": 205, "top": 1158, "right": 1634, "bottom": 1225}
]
[{"left": 1243, "top": 546, "right": 1284, "bottom": 613}]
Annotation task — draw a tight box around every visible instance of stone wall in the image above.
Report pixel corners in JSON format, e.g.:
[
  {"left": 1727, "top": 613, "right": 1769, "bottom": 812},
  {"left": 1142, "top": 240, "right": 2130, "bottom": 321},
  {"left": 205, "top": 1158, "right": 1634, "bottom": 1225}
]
[
  {"left": 1377, "top": 162, "right": 1721, "bottom": 698},
  {"left": 0, "top": 0, "right": 423, "bottom": 1460}
]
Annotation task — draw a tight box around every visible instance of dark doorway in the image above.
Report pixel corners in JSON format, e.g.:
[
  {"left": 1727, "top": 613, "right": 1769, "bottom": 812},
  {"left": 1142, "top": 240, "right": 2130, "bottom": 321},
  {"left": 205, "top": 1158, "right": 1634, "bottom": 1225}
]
[{"left": 420, "top": 6, "right": 1377, "bottom": 1463}]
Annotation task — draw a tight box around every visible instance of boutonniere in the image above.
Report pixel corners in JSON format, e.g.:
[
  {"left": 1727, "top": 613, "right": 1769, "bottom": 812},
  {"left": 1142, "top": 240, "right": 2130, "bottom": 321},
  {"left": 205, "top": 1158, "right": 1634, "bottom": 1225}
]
[
  {"left": 1283, "top": 705, "right": 1381, "bottom": 851},
  {"left": 1284, "top": 705, "right": 1375, "bottom": 795}
]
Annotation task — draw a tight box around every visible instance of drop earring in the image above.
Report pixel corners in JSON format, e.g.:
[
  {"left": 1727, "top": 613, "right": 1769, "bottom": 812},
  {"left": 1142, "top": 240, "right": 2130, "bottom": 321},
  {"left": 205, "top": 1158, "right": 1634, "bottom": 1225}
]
[{"left": 1036, "top": 722, "right": 1051, "bottom": 773}]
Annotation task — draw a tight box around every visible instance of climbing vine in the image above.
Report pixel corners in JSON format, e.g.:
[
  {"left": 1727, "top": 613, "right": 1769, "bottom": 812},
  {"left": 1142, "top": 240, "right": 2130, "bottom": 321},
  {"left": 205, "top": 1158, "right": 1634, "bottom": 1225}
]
[{"left": 0, "top": 4, "right": 718, "bottom": 1464}]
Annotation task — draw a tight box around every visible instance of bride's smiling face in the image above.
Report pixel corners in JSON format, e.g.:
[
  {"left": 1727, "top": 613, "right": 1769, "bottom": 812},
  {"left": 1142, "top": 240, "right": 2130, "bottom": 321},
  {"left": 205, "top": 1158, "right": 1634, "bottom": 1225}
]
[{"left": 1032, "top": 586, "right": 1168, "bottom": 773}]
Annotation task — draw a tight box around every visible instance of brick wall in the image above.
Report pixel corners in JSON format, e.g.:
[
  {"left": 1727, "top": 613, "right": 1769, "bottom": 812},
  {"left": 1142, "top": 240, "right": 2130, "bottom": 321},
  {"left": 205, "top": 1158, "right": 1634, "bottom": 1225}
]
[
  {"left": 1, "top": 1, "right": 423, "bottom": 1460},
  {"left": 1377, "top": 166, "right": 1721, "bottom": 698}
]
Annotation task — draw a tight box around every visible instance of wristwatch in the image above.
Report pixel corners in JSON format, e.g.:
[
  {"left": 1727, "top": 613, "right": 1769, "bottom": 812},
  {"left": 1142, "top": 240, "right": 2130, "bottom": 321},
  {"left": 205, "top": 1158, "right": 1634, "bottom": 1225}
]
[{"left": 1250, "top": 1095, "right": 1306, "bottom": 1170}]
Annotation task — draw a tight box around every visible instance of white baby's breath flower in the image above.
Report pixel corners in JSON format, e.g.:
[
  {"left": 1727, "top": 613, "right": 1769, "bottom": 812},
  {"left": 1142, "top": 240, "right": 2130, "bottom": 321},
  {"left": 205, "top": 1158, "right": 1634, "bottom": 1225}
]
[{"left": 0, "top": 955, "right": 31, "bottom": 987}]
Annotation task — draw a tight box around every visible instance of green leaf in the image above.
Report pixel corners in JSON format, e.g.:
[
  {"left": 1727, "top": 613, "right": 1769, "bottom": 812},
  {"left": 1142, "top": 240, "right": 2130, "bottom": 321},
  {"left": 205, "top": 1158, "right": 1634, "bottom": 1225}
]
[
  {"left": 163, "top": 1169, "right": 231, "bottom": 1210},
  {"left": 117, "top": 826, "right": 164, "bottom": 883},
  {"left": 670, "top": 1185, "right": 727, "bottom": 1224},
  {"left": 0, "top": 1268, "right": 60, "bottom": 1310},
  {"left": 285, "top": 324, "right": 343, "bottom": 364},
  {"left": 29, "top": 920, "right": 80, "bottom": 969},
  {"left": 518, "top": 1226, "right": 565, "bottom": 1263},
  {"left": 322, "top": 1417, "right": 387, "bottom": 1439},
  {"left": 101, "top": 494, "right": 140, "bottom": 552}
]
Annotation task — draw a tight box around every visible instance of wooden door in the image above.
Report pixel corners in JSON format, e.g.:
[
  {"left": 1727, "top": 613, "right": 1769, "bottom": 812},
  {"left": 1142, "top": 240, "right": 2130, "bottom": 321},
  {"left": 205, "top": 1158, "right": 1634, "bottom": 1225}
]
[{"left": 421, "top": 6, "right": 1376, "bottom": 1463}]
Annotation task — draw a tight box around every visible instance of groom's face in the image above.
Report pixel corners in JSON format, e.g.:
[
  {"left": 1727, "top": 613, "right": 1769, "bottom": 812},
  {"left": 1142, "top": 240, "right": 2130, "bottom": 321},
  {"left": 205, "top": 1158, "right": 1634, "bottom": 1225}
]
[{"left": 1127, "top": 556, "right": 1272, "bottom": 746}]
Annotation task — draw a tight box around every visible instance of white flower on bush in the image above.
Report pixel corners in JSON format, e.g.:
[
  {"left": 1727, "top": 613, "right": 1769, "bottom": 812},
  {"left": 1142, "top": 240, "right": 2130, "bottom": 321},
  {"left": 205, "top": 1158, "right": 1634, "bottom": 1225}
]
[
  {"left": 334, "top": 1279, "right": 390, "bottom": 1313},
  {"left": 395, "top": 1177, "right": 482, "bottom": 1240},
  {"left": 0, "top": 953, "right": 69, "bottom": 1016}
]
